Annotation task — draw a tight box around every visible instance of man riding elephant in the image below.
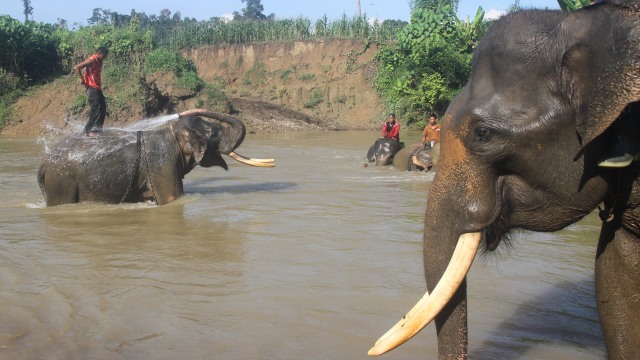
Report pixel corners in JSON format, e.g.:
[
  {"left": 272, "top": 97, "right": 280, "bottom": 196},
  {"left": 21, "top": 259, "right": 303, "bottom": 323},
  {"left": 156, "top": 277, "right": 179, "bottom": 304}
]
[{"left": 38, "top": 109, "right": 274, "bottom": 206}]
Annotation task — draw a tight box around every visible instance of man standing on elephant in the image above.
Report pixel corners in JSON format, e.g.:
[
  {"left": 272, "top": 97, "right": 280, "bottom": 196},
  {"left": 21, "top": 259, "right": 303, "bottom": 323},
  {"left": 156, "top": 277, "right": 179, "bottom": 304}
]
[
  {"left": 421, "top": 114, "right": 440, "bottom": 148},
  {"left": 381, "top": 113, "right": 400, "bottom": 141},
  {"left": 73, "top": 46, "right": 108, "bottom": 137}
]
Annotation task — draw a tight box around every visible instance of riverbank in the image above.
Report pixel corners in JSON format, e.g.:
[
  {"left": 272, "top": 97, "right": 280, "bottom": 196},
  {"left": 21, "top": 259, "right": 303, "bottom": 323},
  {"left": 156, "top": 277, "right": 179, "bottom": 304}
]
[{"left": 1, "top": 39, "right": 386, "bottom": 136}]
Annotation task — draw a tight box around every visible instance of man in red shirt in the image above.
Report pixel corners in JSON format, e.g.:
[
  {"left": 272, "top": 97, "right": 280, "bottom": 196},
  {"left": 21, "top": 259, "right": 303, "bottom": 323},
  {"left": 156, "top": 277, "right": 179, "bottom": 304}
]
[
  {"left": 73, "top": 46, "right": 109, "bottom": 136},
  {"left": 381, "top": 113, "right": 400, "bottom": 141}
]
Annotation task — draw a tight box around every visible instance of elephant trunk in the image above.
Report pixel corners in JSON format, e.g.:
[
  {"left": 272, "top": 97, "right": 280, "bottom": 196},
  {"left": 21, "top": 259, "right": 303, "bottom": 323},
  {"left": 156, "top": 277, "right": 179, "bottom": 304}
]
[
  {"left": 369, "top": 130, "right": 495, "bottom": 357},
  {"left": 368, "top": 229, "right": 480, "bottom": 357},
  {"left": 179, "top": 109, "right": 246, "bottom": 154}
]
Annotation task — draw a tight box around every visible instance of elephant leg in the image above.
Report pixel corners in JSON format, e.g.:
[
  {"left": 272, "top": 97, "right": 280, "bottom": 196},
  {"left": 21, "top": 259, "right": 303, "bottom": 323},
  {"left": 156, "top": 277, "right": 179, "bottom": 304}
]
[
  {"left": 595, "top": 224, "right": 640, "bottom": 359},
  {"left": 146, "top": 167, "right": 183, "bottom": 205},
  {"left": 41, "top": 173, "right": 80, "bottom": 206}
]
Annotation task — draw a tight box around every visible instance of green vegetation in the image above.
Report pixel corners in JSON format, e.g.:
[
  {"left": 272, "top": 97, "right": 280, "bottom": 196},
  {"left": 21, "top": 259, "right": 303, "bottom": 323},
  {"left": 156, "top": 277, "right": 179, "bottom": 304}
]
[
  {"left": 374, "top": 4, "right": 487, "bottom": 124},
  {"left": 243, "top": 62, "right": 268, "bottom": 86},
  {"left": 279, "top": 66, "right": 296, "bottom": 82},
  {"left": 304, "top": 89, "right": 324, "bottom": 109},
  {"left": 557, "top": 0, "right": 591, "bottom": 11},
  {"left": 1, "top": 0, "right": 561, "bottom": 130},
  {"left": 144, "top": 48, "right": 204, "bottom": 92},
  {"left": 298, "top": 73, "right": 316, "bottom": 82}
]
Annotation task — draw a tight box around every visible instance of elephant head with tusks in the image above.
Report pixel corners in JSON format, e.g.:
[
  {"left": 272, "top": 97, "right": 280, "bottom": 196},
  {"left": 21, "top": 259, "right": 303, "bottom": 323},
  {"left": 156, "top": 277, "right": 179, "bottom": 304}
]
[
  {"left": 370, "top": 2, "right": 640, "bottom": 359},
  {"left": 38, "top": 109, "right": 274, "bottom": 206}
]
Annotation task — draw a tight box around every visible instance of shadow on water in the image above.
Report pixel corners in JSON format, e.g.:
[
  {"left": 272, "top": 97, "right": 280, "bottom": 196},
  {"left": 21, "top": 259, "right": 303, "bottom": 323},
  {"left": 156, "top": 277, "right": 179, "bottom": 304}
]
[
  {"left": 186, "top": 180, "right": 296, "bottom": 195},
  {"left": 471, "top": 276, "right": 605, "bottom": 359}
]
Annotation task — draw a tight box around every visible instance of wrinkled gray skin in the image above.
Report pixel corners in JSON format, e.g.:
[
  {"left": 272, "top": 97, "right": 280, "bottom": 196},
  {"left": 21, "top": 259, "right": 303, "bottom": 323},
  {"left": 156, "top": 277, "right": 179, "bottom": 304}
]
[
  {"left": 392, "top": 143, "right": 440, "bottom": 172},
  {"left": 38, "top": 113, "right": 246, "bottom": 206},
  {"left": 367, "top": 138, "right": 405, "bottom": 166},
  {"left": 398, "top": 3, "right": 640, "bottom": 359}
]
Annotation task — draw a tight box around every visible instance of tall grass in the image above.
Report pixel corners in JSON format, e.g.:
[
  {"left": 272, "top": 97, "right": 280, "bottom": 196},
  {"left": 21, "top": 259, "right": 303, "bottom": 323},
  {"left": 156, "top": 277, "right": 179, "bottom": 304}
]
[{"left": 158, "top": 15, "right": 402, "bottom": 51}]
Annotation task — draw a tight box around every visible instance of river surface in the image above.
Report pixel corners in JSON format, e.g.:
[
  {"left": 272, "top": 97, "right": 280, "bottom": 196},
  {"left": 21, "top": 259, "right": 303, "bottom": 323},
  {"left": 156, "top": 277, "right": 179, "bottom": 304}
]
[{"left": 0, "top": 130, "right": 605, "bottom": 359}]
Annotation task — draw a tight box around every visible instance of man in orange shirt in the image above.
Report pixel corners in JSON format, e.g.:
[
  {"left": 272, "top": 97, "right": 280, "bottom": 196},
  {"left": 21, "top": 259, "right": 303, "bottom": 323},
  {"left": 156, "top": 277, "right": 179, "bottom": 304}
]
[
  {"left": 73, "top": 46, "right": 108, "bottom": 137},
  {"left": 421, "top": 114, "right": 440, "bottom": 148}
]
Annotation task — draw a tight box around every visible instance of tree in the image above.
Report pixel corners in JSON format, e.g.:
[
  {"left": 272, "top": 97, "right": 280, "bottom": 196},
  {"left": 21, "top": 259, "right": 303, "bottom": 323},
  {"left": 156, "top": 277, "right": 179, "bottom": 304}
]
[
  {"left": 159, "top": 9, "right": 172, "bottom": 21},
  {"left": 242, "top": 0, "right": 266, "bottom": 20},
  {"left": 88, "top": 8, "right": 112, "bottom": 25},
  {"left": 22, "top": 0, "right": 33, "bottom": 23},
  {"left": 410, "top": 0, "right": 459, "bottom": 13},
  {"left": 233, "top": 0, "right": 274, "bottom": 21},
  {"left": 374, "top": 5, "right": 482, "bottom": 122}
]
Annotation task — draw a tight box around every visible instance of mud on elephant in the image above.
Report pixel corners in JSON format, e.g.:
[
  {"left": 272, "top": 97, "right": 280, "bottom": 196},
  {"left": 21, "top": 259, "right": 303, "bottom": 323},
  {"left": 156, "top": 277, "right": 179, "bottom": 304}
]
[
  {"left": 367, "top": 138, "right": 404, "bottom": 166},
  {"left": 370, "top": 2, "right": 640, "bottom": 359},
  {"left": 38, "top": 109, "right": 274, "bottom": 206},
  {"left": 392, "top": 143, "right": 440, "bottom": 172}
]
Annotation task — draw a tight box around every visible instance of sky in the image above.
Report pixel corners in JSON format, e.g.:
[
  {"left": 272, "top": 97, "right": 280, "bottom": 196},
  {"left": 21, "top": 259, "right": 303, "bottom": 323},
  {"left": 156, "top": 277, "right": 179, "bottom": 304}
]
[{"left": 3, "top": 0, "right": 560, "bottom": 26}]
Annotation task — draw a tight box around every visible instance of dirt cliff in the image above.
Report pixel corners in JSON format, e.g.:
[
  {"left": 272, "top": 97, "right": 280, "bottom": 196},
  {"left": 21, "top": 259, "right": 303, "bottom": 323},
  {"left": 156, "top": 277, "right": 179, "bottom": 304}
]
[{"left": 2, "top": 39, "right": 385, "bottom": 136}]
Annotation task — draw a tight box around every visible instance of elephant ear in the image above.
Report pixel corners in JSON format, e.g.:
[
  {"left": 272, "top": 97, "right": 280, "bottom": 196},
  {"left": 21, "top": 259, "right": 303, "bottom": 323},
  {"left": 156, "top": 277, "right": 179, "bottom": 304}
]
[{"left": 566, "top": 6, "right": 640, "bottom": 147}]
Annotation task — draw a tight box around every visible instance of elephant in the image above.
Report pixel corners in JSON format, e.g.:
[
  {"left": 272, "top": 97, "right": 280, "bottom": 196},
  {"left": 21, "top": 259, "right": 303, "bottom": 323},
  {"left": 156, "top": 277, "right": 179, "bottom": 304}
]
[
  {"left": 392, "top": 143, "right": 440, "bottom": 172},
  {"left": 38, "top": 109, "right": 274, "bottom": 206},
  {"left": 366, "top": 138, "right": 405, "bottom": 166},
  {"left": 369, "top": 2, "right": 640, "bottom": 360}
]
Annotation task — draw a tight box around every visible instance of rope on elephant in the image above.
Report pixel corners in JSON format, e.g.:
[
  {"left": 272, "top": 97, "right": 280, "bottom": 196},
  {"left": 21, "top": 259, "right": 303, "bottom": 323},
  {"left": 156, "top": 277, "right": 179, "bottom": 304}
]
[{"left": 119, "top": 131, "right": 143, "bottom": 203}]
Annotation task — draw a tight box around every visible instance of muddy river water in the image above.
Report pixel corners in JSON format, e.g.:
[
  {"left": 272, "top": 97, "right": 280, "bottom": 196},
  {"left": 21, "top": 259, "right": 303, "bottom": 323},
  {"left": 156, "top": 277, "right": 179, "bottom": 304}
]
[{"left": 0, "top": 130, "right": 605, "bottom": 359}]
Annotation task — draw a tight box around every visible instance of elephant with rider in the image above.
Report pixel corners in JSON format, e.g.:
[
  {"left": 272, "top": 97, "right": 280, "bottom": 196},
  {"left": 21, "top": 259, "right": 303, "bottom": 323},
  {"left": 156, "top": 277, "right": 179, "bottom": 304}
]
[
  {"left": 370, "top": 2, "right": 640, "bottom": 359},
  {"left": 38, "top": 110, "right": 274, "bottom": 206},
  {"left": 367, "top": 138, "right": 405, "bottom": 166},
  {"left": 392, "top": 143, "right": 440, "bottom": 172}
]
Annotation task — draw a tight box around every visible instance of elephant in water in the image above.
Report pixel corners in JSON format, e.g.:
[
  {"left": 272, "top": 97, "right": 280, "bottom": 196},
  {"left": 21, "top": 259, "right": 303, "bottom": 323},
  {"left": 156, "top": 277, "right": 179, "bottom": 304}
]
[
  {"left": 392, "top": 143, "right": 440, "bottom": 172},
  {"left": 38, "top": 109, "right": 274, "bottom": 206},
  {"left": 369, "top": 3, "right": 640, "bottom": 360},
  {"left": 366, "top": 138, "right": 404, "bottom": 166}
]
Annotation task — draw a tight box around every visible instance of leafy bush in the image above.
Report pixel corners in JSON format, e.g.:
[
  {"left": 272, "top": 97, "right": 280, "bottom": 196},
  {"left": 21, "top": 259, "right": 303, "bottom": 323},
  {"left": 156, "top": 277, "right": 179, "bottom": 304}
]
[
  {"left": 298, "top": 73, "right": 316, "bottom": 81},
  {"left": 374, "top": 6, "right": 484, "bottom": 124},
  {"left": 0, "top": 16, "right": 63, "bottom": 84},
  {"left": 144, "top": 48, "right": 204, "bottom": 92},
  {"left": 304, "top": 88, "right": 324, "bottom": 108},
  {"left": 68, "top": 94, "right": 87, "bottom": 114}
]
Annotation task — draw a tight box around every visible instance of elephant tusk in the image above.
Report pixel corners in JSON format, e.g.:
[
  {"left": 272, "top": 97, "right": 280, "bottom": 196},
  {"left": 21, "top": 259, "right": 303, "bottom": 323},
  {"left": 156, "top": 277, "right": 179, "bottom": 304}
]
[
  {"left": 368, "top": 232, "right": 482, "bottom": 356},
  {"left": 228, "top": 151, "right": 275, "bottom": 167},
  {"left": 228, "top": 151, "right": 275, "bottom": 163}
]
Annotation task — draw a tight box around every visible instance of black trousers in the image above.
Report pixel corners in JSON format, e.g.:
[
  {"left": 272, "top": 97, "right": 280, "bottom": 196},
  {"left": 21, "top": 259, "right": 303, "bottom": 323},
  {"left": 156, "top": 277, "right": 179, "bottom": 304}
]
[{"left": 84, "top": 87, "right": 106, "bottom": 134}]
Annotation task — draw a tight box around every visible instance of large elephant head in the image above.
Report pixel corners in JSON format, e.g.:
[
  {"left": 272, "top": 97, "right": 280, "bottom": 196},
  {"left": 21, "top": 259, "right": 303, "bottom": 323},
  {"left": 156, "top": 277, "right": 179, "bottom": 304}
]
[
  {"left": 172, "top": 109, "right": 273, "bottom": 174},
  {"left": 370, "top": 3, "right": 640, "bottom": 359}
]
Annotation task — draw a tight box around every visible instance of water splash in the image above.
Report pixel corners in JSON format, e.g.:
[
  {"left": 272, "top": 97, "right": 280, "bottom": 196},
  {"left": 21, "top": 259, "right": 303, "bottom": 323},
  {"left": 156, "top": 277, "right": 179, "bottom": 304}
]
[
  {"left": 38, "top": 114, "right": 180, "bottom": 156},
  {"left": 124, "top": 114, "right": 179, "bottom": 131},
  {"left": 25, "top": 200, "right": 47, "bottom": 209}
]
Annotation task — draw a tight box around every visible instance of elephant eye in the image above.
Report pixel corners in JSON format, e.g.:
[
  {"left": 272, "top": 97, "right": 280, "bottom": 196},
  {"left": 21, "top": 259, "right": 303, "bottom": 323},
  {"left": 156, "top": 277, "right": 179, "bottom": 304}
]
[{"left": 475, "top": 126, "right": 491, "bottom": 141}]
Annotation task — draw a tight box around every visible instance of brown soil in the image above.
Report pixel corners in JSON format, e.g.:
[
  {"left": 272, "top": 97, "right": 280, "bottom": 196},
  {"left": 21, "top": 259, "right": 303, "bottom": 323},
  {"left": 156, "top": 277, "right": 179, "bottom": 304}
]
[{"left": 2, "top": 39, "right": 385, "bottom": 136}]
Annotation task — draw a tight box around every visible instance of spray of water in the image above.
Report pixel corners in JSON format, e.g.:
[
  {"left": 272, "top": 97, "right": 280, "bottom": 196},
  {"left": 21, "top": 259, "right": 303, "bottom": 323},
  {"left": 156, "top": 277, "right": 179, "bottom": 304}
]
[
  {"left": 39, "top": 114, "right": 180, "bottom": 155},
  {"left": 123, "top": 114, "right": 179, "bottom": 131}
]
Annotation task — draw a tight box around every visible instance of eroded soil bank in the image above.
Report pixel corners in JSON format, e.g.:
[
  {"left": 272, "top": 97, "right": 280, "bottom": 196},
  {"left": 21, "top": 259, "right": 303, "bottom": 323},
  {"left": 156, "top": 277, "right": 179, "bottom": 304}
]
[{"left": 2, "top": 39, "right": 385, "bottom": 136}]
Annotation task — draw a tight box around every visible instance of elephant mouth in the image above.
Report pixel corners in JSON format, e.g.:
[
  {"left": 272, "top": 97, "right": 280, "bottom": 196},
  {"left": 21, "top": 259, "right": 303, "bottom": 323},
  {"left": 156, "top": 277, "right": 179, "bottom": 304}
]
[{"left": 482, "top": 211, "right": 511, "bottom": 251}]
